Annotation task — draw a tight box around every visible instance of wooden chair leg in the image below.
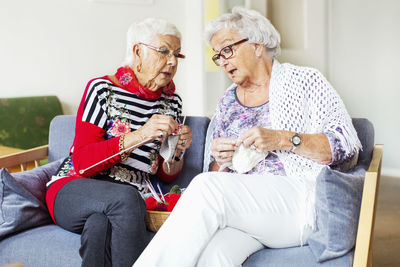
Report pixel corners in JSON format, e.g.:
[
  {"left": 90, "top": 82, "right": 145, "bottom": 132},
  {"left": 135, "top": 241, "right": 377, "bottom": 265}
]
[{"left": 20, "top": 162, "right": 27, "bottom": 172}]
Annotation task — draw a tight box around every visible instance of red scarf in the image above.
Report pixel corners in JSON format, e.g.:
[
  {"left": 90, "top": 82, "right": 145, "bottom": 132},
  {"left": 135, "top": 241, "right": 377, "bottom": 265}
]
[{"left": 115, "top": 66, "right": 175, "bottom": 100}]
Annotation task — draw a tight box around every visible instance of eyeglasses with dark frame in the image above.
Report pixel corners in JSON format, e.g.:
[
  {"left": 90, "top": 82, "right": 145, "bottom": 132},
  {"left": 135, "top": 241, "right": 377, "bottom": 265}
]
[
  {"left": 212, "top": 38, "right": 249, "bottom": 66},
  {"left": 139, "top": 43, "right": 186, "bottom": 59}
]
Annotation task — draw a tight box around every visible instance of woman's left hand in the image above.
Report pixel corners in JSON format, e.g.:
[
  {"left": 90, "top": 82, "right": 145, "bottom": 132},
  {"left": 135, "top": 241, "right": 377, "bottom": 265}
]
[
  {"left": 237, "top": 126, "right": 282, "bottom": 152},
  {"left": 176, "top": 125, "right": 193, "bottom": 151}
]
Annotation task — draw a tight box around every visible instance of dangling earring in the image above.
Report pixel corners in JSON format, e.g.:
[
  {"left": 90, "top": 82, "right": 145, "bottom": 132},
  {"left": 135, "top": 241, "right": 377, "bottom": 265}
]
[{"left": 137, "top": 64, "right": 142, "bottom": 72}]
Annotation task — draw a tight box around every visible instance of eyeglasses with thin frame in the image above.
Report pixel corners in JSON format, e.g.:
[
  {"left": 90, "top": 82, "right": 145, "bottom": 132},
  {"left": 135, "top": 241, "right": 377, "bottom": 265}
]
[
  {"left": 139, "top": 43, "right": 185, "bottom": 59},
  {"left": 212, "top": 38, "right": 249, "bottom": 66}
]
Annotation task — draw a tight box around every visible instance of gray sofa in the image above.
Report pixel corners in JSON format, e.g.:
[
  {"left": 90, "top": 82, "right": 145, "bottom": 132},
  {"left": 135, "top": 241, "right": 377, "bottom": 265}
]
[{"left": 0, "top": 115, "right": 380, "bottom": 267}]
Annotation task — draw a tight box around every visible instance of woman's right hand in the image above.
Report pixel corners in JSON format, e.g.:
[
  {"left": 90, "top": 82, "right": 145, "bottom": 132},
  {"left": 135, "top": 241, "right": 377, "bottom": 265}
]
[
  {"left": 132, "top": 114, "right": 179, "bottom": 142},
  {"left": 211, "top": 137, "right": 237, "bottom": 166},
  {"left": 122, "top": 114, "right": 178, "bottom": 155}
]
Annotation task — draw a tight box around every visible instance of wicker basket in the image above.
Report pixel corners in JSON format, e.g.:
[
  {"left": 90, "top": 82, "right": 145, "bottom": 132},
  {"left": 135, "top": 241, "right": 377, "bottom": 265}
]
[{"left": 145, "top": 210, "right": 171, "bottom": 232}]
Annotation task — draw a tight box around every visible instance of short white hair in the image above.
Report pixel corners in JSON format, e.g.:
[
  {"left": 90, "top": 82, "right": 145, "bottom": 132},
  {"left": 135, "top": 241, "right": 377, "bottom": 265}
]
[
  {"left": 122, "top": 18, "right": 182, "bottom": 66},
  {"left": 205, "top": 6, "right": 281, "bottom": 58}
]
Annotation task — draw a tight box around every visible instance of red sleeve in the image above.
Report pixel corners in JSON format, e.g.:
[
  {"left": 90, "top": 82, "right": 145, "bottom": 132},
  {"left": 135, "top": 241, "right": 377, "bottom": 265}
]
[
  {"left": 72, "top": 122, "right": 122, "bottom": 177},
  {"left": 156, "top": 156, "right": 181, "bottom": 184},
  {"left": 71, "top": 76, "right": 122, "bottom": 177}
]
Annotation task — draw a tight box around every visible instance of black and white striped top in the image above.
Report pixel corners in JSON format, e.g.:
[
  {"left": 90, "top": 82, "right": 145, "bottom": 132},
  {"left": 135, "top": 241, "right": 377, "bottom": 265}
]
[{"left": 82, "top": 77, "right": 182, "bottom": 189}]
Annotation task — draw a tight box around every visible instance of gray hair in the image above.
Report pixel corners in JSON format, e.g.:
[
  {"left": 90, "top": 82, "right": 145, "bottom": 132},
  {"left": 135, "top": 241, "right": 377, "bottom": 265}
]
[
  {"left": 122, "top": 18, "right": 182, "bottom": 66},
  {"left": 205, "top": 6, "right": 281, "bottom": 58}
]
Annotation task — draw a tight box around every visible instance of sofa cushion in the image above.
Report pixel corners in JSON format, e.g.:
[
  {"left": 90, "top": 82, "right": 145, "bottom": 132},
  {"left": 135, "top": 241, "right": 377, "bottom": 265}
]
[
  {"left": 0, "top": 159, "right": 61, "bottom": 240},
  {"left": 163, "top": 116, "right": 210, "bottom": 191},
  {"left": 243, "top": 245, "right": 353, "bottom": 267},
  {"left": 0, "top": 224, "right": 81, "bottom": 267},
  {"left": 351, "top": 118, "right": 374, "bottom": 169},
  {"left": 307, "top": 166, "right": 365, "bottom": 262},
  {"left": 48, "top": 115, "right": 76, "bottom": 162},
  {"left": 203, "top": 114, "right": 216, "bottom": 172}
]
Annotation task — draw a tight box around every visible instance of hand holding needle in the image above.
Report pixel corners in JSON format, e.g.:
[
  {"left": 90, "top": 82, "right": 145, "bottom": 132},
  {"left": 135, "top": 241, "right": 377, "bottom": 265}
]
[{"left": 79, "top": 137, "right": 152, "bottom": 175}]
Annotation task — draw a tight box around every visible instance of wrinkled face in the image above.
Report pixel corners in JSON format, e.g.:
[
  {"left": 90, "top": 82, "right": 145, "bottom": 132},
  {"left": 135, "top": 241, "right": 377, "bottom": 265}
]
[
  {"left": 210, "top": 29, "right": 258, "bottom": 85},
  {"left": 135, "top": 34, "right": 182, "bottom": 90}
]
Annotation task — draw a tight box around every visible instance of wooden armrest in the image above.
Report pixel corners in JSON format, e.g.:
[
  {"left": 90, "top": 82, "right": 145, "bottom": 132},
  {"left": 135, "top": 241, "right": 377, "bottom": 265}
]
[
  {"left": 0, "top": 144, "right": 49, "bottom": 171},
  {"left": 353, "top": 144, "right": 384, "bottom": 267}
]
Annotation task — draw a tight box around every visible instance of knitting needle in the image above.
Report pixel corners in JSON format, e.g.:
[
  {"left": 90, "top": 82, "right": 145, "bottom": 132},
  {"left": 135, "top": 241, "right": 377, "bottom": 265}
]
[
  {"left": 171, "top": 115, "right": 186, "bottom": 162},
  {"left": 79, "top": 116, "right": 184, "bottom": 174},
  {"left": 79, "top": 137, "right": 152, "bottom": 175},
  {"left": 145, "top": 178, "right": 162, "bottom": 202},
  {"left": 177, "top": 115, "right": 187, "bottom": 159},
  {"left": 157, "top": 183, "right": 166, "bottom": 202}
]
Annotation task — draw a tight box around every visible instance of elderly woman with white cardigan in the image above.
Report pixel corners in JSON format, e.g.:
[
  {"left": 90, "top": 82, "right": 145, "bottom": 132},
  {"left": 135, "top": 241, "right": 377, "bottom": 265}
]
[{"left": 134, "top": 7, "right": 361, "bottom": 267}]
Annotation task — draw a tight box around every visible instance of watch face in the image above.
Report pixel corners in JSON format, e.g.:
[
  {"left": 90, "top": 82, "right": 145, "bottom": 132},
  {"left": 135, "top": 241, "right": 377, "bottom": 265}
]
[{"left": 292, "top": 135, "right": 301, "bottom": 146}]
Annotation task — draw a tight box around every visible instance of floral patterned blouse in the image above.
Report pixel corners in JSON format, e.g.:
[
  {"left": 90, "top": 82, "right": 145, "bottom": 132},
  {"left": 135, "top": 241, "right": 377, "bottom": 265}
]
[{"left": 212, "top": 86, "right": 355, "bottom": 175}]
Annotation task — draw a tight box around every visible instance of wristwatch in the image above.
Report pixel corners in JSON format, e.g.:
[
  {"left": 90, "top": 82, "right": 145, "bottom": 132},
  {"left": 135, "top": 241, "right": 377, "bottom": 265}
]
[{"left": 290, "top": 133, "right": 301, "bottom": 152}]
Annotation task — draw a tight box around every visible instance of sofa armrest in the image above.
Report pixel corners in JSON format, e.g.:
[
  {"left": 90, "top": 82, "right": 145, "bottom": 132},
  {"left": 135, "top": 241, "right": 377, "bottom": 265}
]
[
  {"left": 353, "top": 144, "right": 383, "bottom": 267},
  {"left": 0, "top": 144, "right": 49, "bottom": 172}
]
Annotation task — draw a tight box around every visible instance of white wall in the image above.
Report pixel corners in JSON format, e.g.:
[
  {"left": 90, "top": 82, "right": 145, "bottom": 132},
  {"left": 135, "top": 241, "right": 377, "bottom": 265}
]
[
  {"left": 1, "top": 0, "right": 399, "bottom": 175},
  {"left": 268, "top": 0, "right": 400, "bottom": 175},
  {"left": 0, "top": 0, "right": 205, "bottom": 116},
  {"left": 328, "top": 0, "right": 400, "bottom": 176}
]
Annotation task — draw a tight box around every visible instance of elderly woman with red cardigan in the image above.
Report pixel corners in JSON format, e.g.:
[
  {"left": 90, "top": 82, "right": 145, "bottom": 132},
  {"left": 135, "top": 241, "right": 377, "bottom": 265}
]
[{"left": 45, "top": 18, "right": 192, "bottom": 267}]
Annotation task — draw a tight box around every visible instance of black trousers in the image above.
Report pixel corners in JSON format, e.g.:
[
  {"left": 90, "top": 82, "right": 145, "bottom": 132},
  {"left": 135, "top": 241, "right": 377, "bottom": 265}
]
[{"left": 53, "top": 178, "right": 150, "bottom": 267}]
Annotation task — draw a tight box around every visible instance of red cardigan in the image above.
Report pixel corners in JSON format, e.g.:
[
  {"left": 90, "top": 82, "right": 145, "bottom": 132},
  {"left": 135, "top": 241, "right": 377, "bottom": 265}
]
[{"left": 46, "top": 76, "right": 180, "bottom": 223}]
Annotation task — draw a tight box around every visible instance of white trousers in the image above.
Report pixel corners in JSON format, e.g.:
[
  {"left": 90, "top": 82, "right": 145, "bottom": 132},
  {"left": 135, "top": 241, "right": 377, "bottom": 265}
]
[{"left": 134, "top": 172, "right": 312, "bottom": 267}]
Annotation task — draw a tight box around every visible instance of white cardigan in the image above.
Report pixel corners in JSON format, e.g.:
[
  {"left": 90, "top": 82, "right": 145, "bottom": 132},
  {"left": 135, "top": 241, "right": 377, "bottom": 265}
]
[{"left": 204, "top": 60, "right": 362, "bottom": 232}]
